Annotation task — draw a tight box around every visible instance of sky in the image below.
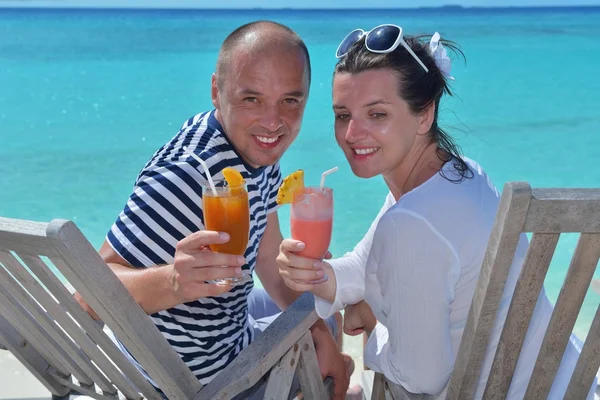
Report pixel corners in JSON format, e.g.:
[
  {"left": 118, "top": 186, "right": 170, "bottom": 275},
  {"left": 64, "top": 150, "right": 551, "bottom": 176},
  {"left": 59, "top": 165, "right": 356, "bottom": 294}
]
[{"left": 0, "top": 0, "right": 599, "bottom": 8}]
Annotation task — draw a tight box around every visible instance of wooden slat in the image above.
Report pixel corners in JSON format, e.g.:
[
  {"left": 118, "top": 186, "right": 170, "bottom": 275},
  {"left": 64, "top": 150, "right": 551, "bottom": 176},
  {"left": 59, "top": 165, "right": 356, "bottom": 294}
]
[
  {"left": 0, "top": 283, "right": 73, "bottom": 378},
  {"left": 385, "top": 380, "right": 434, "bottom": 400},
  {"left": 48, "top": 369, "right": 118, "bottom": 400},
  {"left": 0, "top": 313, "right": 70, "bottom": 397},
  {"left": 483, "top": 233, "right": 560, "bottom": 398},
  {"left": 33, "top": 251, "right": 155, "bottom": 399},
  {"left": 264, "top": 340, "right": 300, "bottom": 399},
  {"left": 524, "top": 233, "right": 600, "bottom": 399},
  {"left": 0, "top": 217, "right": 61, "bottom": 257},
  {"left": 371, "top": 372, "right": 386, "bottom": 400},
  {"left": 48, "top": 258, "right": 155, "bottom": 399},
  {"left": 296, "top": 332, "right": 327, "bottom": 400},
  {"left": 0, "top": 252, "right": 115, "bottom": 393},
  {"left": 46, "top": 219, "right": 201, "bottom": 400},
  {"left": 564, "top": 304, "right": 600, "bottom": 398},
  {"left": 523, "top": 189, "right": 600, "bottom": 233},
  {"left": 197, "top": 292, "right": 320, "bottom": 399},
  {"left": 446, "top": 182, "right": 533, "bottom": 400},
  {"left": 564, "top": 306, "right": 600, "bottom": 399},
  {"left": 11, "top": 252, "right": 143, "bottom": 399}
]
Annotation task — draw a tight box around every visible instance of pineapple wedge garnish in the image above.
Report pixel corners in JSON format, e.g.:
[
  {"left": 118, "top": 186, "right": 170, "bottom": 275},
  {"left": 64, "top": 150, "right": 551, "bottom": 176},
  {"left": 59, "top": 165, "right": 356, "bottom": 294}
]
[{"left": 276, "top": 170, "right": 304, "bottom": 205}]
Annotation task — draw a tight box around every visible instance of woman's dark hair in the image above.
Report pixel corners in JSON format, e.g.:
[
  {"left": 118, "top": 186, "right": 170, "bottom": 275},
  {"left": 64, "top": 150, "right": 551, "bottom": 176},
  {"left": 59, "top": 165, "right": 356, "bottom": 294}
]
[{"left": 334, "top": 34, "right": 472, "bottom": 182}]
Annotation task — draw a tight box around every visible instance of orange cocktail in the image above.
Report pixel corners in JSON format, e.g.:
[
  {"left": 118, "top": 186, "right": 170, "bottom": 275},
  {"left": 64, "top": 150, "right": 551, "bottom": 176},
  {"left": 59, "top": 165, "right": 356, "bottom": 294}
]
[{"left": 203, "top": 183, "right": 249, "bottom": 256}]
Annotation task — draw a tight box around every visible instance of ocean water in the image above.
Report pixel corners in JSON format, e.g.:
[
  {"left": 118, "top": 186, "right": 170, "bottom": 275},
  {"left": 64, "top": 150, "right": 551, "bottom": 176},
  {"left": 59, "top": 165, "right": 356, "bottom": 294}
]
[{"left": 1, "top": 7, "right": 599, "bottom": 338}]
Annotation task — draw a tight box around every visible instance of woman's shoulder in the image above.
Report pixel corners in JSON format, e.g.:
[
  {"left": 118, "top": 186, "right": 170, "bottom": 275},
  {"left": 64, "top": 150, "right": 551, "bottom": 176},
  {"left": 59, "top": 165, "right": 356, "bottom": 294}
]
[{"left": 393, "top": 157, "right": 501, "bottom": 240}]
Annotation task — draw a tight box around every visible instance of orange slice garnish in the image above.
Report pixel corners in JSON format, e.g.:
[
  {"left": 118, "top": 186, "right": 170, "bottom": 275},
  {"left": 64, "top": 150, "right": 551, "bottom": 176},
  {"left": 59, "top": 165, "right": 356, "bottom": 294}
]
[
  {"left": 222, "top": 167, "right": 245, "bottom": 194},
  {"left": 222, "top": 167, "right": 244, "bottom": 187}
]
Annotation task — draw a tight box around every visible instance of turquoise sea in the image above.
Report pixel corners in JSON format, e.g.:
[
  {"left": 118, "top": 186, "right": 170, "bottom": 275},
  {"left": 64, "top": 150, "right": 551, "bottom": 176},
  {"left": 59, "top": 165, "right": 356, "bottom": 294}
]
[{"left": 1, "top": 7, "right": 599, "bottom": 338}]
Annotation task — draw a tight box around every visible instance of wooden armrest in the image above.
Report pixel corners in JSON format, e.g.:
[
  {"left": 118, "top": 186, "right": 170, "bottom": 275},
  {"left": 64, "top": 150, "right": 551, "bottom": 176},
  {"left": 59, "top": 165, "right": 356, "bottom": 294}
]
[
  {"left": 370, "top": 372, "right": 436, "bottom": 400},
  {"left": 196, "top": 292, "right": 320, "bottom": 400}
]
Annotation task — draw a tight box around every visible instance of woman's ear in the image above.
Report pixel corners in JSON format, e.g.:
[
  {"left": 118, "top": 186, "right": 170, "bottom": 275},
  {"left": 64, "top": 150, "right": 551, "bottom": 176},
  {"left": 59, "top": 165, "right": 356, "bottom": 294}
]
[{"left": 417, "top": 102, "right": 436, "bottom": 136}]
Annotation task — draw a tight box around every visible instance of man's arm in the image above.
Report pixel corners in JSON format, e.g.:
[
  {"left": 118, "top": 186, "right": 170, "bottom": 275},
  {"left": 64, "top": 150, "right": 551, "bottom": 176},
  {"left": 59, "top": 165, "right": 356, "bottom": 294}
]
[
  {"left": 98, "top": 241, "right": 180, "bottom": 314},
  {"left": 76, "top": 231, "right": 245, "bottom": 318}
]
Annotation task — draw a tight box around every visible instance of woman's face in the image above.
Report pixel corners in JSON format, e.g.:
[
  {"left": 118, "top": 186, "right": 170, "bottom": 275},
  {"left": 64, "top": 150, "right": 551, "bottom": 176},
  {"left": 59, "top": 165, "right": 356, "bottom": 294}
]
[{"left": 332, "top": 69, "right": 429, "bottom": 179}]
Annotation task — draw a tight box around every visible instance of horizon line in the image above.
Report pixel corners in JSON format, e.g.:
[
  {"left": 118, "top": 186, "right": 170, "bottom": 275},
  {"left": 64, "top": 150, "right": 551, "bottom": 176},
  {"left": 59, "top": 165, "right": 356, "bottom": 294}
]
[{"left": 1, "top": 4, "right": 600, "bottom": 10}]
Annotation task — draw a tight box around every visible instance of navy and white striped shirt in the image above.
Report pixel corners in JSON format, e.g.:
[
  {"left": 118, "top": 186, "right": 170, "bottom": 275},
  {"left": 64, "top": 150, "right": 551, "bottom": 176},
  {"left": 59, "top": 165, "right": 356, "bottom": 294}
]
[{"left": 106, "top": 109, "right": 282, "bottom": 386}]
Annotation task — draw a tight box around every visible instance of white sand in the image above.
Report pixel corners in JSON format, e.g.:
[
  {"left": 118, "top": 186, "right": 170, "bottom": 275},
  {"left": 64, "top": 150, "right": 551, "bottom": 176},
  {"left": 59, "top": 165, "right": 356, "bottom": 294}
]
[{"left": 0, "top": 350, "right": 51, "bottom": 399}]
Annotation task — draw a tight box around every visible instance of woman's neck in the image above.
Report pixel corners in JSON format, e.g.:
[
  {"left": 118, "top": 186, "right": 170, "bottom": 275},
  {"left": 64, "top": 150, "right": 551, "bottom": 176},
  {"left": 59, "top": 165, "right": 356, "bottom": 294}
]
[{"left": 384, "top": 141, "right": 445, "bottom": 201}]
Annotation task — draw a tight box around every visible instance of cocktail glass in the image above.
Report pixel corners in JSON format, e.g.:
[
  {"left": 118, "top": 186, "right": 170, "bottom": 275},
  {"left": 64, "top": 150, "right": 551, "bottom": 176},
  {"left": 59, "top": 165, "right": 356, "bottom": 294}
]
[
  {"left": 290, "top": 187, "right": 333, "bottom": 284},
  {"left": 202, "top": 180, "right": 251, "bottom": 286}
]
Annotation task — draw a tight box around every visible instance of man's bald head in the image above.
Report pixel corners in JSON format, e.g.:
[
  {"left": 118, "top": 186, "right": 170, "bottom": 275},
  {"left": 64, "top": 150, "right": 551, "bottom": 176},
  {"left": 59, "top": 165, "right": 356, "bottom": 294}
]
[{"left": 216, "top": 21, "right": 311, "bottom": 88}]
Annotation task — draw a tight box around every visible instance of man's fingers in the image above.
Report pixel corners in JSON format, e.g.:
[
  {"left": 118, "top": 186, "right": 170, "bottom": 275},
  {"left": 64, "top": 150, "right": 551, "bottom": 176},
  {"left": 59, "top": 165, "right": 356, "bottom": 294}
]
[
  {"left": 177, "top": 251, "right": 246, "bottom": 270},
  {"left": 182, "top": 282, "right": 234, "bottom": 300},
  {"left": 190, "top": 266, "right": 243, "bottom": 282},
  {"left": 176, "top": 230, "right": 230, "bottom": 252},
  {"left": 279, "top": 266, "right": 324, "bottom": 283},
  {"left": 344, "top": 327, "right": 365, "bottom": 336},
  {"left": 282, "top": 278, "right": 315, "bottom": 292},
  {"left": 332, "top": 369, "right": 347, "bottom": 400}
]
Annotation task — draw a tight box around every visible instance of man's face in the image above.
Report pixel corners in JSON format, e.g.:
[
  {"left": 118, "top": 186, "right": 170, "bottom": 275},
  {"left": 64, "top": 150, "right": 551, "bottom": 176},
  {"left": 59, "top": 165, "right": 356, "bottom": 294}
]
[{"left": 212, "top": 47, "right": 310, "bottom": 168}]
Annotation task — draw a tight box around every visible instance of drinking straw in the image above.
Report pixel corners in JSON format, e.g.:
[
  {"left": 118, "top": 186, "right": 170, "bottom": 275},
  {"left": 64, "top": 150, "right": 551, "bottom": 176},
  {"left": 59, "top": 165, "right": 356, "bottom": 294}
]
[
  {"left": 183, "top": 146, "right": 218, "bottom": 197},
  {"left": 319, "top": 166, "right": 338, "bottom": 189}
]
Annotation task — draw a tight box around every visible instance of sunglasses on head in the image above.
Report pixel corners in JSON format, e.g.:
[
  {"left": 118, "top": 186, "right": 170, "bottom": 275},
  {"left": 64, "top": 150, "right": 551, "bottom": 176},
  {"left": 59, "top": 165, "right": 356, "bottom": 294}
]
[{"left": 335, "top": 24, "right": 429, "bottom": 73}]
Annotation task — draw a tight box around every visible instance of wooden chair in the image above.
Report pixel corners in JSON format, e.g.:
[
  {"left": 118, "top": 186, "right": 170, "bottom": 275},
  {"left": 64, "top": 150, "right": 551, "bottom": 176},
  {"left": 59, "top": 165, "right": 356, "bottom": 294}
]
[
  {"left": 369, "top": 182, "right": 600, "bottom": 399},
  {"left": 0, "top": 217, "right": 332, "bottom": 399}
]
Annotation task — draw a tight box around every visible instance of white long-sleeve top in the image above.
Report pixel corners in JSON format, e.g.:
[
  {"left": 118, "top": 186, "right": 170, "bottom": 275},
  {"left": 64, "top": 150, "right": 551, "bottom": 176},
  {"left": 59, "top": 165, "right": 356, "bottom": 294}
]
[{"left": 316, "top": 158, "right": 595, "bottom": 399}]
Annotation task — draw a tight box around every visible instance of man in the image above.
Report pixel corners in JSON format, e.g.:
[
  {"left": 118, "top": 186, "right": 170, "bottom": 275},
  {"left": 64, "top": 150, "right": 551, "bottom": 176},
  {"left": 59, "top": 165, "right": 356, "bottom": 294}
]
[{"left": 77, "top": 21, "right": 350, "bottom": 399}]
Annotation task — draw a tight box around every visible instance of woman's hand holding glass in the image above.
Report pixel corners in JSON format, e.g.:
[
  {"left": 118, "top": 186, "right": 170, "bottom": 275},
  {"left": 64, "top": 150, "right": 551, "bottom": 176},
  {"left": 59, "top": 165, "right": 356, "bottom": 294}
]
[{"left": 277, "top": 238, "right": 337, "bottom": 301}]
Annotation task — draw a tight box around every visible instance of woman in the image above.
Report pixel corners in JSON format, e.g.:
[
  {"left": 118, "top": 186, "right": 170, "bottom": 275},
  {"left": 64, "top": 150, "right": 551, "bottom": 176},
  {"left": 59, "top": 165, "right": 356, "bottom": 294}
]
[{"left": 277, "top": 25, "right": 594, "bottom": 399}]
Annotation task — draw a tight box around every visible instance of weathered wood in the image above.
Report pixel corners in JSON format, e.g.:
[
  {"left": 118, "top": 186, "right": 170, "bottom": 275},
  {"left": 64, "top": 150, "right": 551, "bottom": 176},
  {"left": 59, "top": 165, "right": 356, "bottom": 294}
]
[
  {"left": 564, "top": 304, "right": 600, "bottom": 399},
  {"left": 0, "top": 217, "right": 61, "bottom": 257},
  {"left": 524, "top": 233, "right": 600, "bottom": 399},
  {"left": 36, "top": 252, "right": 155, "bottom": 399},
  {"left": 264, "top": 339, "right": 300, "bottom": 400},
  {"left": 383, "top": 379, "right": 435, "bottom": 400},
  {"left": 0, "top": 251, "right": 116, "bottom": 394},
  {"left": 0, "top": 282, "right": 86, "bottom": 382},
  {"left": 10, "top": 251, "right": 143, "bottom": 399},
  {"left": 446, "top": 182, "right": 532, "bottom": 400},
  {"left": 483, "top": 233, "right": 560, "bottom": 398},
  {"left": 46, "top": 219, "right": 201, "bottom": 400},
  {"left": 296, "top": 331, "right": 328, "bottom": 400},
  {"left": 524, "top": 189, "right": 600, "bottom": 233},
  {"left": 47, "top": 369, "right": 119, "bottom": 400},
  {"left": 197, "top": 292, "right": 320, "bottom": 400},
  {"left": 0, "top": 221, "right": 152, "bottom": 398},
  {"left": 371, "top": 372, "right": 386, "bottom": 400},
  {"left": 0, "top": 313, "right": 70, "bottom": 397},
  {"left": 0, "top": 215, "right": 329, "bottom": 400}
]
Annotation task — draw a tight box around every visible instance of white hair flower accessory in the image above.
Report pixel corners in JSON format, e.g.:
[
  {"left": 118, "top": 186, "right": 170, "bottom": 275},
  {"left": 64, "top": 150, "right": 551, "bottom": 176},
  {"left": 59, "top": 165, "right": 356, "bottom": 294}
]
[{"left": 429, "top": 32, "right": 454, "bottom": 80}]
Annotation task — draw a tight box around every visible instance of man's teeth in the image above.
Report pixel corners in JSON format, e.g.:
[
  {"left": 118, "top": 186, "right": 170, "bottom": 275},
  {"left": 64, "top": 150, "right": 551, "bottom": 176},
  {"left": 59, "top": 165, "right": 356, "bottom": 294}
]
[
  {"left": 255, "top": 136, "right": 279, "bottom": 144},
  {"left": 354, "top": 147, "right": 378, "bottom": 155}
]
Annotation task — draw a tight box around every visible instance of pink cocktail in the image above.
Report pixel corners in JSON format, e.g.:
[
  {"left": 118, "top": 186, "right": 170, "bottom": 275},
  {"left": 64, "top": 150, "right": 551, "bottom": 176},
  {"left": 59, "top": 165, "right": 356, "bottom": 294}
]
[{"left": 290, "top": 187, "right": 333, "bottom": 260}]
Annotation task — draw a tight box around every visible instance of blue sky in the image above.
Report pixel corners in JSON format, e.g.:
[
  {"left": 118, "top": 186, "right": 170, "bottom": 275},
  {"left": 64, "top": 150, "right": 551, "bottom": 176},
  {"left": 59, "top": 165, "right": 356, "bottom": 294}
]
[{"left": 0, "top": 0, "right": 599, "bottom": 7}]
